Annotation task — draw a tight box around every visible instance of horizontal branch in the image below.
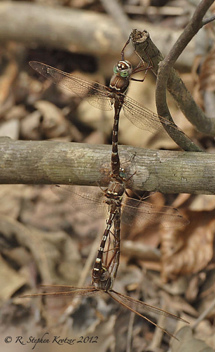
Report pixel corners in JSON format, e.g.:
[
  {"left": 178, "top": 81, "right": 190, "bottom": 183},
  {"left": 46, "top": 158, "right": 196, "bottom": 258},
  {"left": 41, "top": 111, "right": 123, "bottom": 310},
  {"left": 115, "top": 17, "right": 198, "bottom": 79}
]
[
  {"left": 0, "top": 2, "right": 193, "bottom": 67},
  {"left": 0, "top": 138, "right": 215, "bottom": 195}
]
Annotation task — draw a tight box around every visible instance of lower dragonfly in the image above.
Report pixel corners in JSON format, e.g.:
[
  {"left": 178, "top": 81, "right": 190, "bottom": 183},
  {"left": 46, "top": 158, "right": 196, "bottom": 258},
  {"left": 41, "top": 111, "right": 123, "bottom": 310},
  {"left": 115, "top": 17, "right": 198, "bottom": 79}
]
[
  {"left": 71, "top": 172, "right": 188, "bottom": 286},
  {"left": 21, "top": 197, "right": 188, "bottom": 340},
  {"left": 92, "top": 179, "right": 124, "bottom": 286},
  {"left": 52, "top": 175, "right": 189, "bottom": 229}
]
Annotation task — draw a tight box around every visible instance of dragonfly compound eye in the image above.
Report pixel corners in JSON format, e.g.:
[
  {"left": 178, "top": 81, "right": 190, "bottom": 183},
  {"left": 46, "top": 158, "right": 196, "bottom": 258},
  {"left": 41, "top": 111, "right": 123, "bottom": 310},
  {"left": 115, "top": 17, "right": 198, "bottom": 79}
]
[
  {"left": 113, "top": 66, "right": 119, "bottom": 74},
  {"left": 120, "top": 71, "right": 130, "bottom": 78}
]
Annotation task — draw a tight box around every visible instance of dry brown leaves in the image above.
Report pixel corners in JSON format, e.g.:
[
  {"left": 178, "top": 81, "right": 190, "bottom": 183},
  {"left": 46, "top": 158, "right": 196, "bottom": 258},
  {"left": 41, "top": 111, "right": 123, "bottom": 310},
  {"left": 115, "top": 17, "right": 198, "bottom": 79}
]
[
  {"left": 193, "top": 44, "right": 215, "bottom": 114},
  {"left": 199, "top": 45, "right": 215, "bottom": 93},
  {"left": 161, "top": 209, "right": 215, "bottom": 283},
  {"left": 121, "top": 192, "right": 215, "bottom": 287}
]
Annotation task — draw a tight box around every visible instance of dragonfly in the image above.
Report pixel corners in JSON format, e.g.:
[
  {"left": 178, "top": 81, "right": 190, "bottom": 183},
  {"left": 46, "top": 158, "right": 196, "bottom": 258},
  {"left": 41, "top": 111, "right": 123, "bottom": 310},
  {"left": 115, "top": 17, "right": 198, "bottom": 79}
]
[
  {"left": 29, "top": 40, "right": 189, "bottom": 227},
  {"left": 24, "top": 44, "right": 188, "bottom": 339},
  {"left": 92, "top": 179, "right": 124, "bottom": 286},
  {"left": 52, "top": 176, "right": 189, "bottom": 229},
  {"left": 21, "top": 203, "right": 188, "bottom": 341},
  {"left": 21, "top": 170, "right": 188, "bottom": 339},
  {"left": 52, "top": 175, "right": 188, "bottom": 297},
  {"left": 29, "top": 45, "right": 179, "bottom": 179}
]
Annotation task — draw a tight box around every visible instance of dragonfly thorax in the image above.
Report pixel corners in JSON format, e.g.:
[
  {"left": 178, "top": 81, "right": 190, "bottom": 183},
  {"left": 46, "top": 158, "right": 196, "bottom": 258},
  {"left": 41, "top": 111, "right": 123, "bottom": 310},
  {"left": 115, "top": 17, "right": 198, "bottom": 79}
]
[{"left": 105, "top": 180, "right": 125, "bottom": 202}]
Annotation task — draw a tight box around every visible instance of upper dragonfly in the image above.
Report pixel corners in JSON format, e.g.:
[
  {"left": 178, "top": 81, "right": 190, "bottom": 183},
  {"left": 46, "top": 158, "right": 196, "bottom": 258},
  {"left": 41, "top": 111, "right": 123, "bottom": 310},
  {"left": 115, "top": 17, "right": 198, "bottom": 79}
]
[
  {"left": 29, "top": 56, "right": 189, "bottom": 228},
  {"left": 29, "top": 57, "right": 178, "bottom": 178}
]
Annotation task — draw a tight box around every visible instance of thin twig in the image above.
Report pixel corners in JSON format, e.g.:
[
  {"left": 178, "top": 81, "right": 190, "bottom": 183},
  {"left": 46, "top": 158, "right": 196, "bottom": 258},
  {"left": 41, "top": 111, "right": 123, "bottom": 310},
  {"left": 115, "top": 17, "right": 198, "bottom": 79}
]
[
  {"left": 192, "top": 296, "right": 215, "bottom": 330},
  {"left": 77, "top": 221, "right": 105, "bottom": 287},
  {"left": 121, "top": 241, "right": 161, "bottom": 262},
  {"left": 203, "top": 14, "right": 215, "bottom": 25},
  {"left": 164, "top": 0, "right": 214, "bottom": 66},
  {"left": 126, "top": 306, "right": 136, "bottom": 352},
  {"left": 148, "top": 298, "right": 167, "bottom": 349},
  {"left": 59, "top": 221, "right": 105, "bottom": 323},
  {"left": 126, "top": 287, "right": 141, "bottom": 352},
  {"left": 100, "top": 0, "right": 132, "bottom": 44},
  {"left": 124, "top": 5, "right": 186, "bottom": 16}
]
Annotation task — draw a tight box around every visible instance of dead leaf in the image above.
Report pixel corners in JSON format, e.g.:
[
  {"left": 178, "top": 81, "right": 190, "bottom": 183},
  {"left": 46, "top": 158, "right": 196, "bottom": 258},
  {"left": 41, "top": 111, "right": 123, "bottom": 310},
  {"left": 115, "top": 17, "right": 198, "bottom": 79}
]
[
  {"left": 20, "top": 185, "right": 102, "bottom": 238},
  {"left": 172, "top": 193, "right": 192, "bottom": 208},
  {"left": 0, "top": 214, "right": 82, "bottom": 285},
  {"left": 0, "top": 184, "right": 27, "bottom": 219},
  {"left": 0, "top": 255, "right": 26, "bottom": 301},
  {"left": 0, "top": 60, "right": 18, "bottom": 104},
  {"left": 5, "top": 104, "right": 28, "bottom": 121},
  {"left": 20, "top": 110, "right": 42, "bottom": 140},
  {"left": 186, "top": 273, "right": 206, "bottom": 302},
  {"left": 170, "top": 326, "right": 214, "bottom": 352},
  {"left": 161, "top": 210, "right": 215, "bottom": 282},
  {"left": 35, "top": 100, "right": 74, "bottom": 139},
  {"left": 195, "top": 320, "right": 215, "bottom": 350},
  {"left": 190, "top": 195, "right": 215, "bottom": 211},
  {"left": 199, "top": 45, "right": 215, "bottom": 93},
  {"left": 0, "top": 119, "right": 19, "bottom": 139}
]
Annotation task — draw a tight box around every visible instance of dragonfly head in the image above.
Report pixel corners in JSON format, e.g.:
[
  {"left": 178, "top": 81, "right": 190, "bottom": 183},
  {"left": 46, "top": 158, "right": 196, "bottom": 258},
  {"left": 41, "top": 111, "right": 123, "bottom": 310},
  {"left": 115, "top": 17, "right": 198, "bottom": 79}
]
[{"left": 113, "top": 60, "right": 132, "bottom": 78}]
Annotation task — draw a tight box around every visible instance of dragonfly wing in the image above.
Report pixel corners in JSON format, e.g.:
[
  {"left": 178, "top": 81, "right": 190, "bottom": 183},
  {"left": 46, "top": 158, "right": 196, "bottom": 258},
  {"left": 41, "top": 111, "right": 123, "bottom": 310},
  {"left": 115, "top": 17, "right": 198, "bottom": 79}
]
[
  {"left": 85, "top": 84, "right": 113, "bottom": 111},
  {"left": 52, "top": 185, "right": 108, "bottom": 219},
  {"left": 110, "top": 290, "right": 185, "bottom": 321},
  {"left": 108, "top": 290, "right": 187, "bottom": 339},
  {"left": 121, "top": 197, "right": 189, "bottom": 228},
  {"left": 29, "top": 61, "right": 113, "bottom": 111},
  {"left": 123, "top": 95, "right": 178, "bottom": 134},
  {"left": 20, "top": 285, "right": 98, "bottom": 298}
]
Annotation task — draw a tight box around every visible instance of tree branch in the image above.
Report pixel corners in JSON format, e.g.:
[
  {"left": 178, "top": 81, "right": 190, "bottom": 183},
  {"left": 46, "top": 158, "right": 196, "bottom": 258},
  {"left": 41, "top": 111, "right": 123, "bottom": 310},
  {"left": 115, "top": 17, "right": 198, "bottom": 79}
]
[
  {"left": 130, "top": 30, "right": 203, "bottom": 151},
  {"left": 1, "top": 138, "right": 215, "bottom": 194},
  {"left": 165, "top": 0, "right": 215, "bottom": 66},
  {"left": 0, "top": 2, "right": 194, "bottom": 67},
  {"left": 130, "top": 1, "right": 215, "bottom": 142}
]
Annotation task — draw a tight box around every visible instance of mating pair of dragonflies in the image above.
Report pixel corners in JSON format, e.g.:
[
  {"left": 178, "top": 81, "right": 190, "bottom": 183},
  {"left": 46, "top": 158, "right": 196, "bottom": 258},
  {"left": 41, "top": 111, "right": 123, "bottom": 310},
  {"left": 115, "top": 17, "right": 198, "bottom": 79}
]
[{"left": 21, "top": 37, "right": 189, "bottom": 339}]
